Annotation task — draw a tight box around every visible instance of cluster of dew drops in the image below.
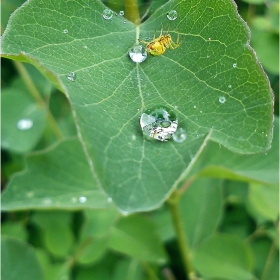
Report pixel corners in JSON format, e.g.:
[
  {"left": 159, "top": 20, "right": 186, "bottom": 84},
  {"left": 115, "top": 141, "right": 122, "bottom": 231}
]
[{"left": 63, "top": 8, "right": 240, "bottom": 144}]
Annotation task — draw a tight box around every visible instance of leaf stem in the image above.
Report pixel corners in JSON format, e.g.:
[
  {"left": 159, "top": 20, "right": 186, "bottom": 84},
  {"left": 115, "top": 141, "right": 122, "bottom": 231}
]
[
  {"left": 124, "top": 0, "right": 141, "bottom": 25},
  {"left": 141, "top": 261, "right": 160, "bottom": 280},
  {"left": 13, "top": 61, "right": 64, "bottom": 140},
  {"left": 167, "top": 189, "right": 197, "bottom": 280}
]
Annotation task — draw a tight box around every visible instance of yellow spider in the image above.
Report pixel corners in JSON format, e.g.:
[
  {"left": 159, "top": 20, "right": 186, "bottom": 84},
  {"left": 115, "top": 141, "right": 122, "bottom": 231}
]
[{"left": 139, "top": 26, "right": 182, "bottom": 56}]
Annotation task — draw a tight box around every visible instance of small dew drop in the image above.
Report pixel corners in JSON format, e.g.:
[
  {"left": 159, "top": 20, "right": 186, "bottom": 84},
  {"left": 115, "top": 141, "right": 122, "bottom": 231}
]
[
  {"left": 103, "top": 8, "right": 113, "bottom": 20},
  {"left": 265, "top": 134, "right": 268, "bottom": 137},
  {"left": 200, "top": 110, "right": 203, "bottom": 113},
  {"left": 119, "top": 10, "right": 124, "bottom": 16},
  {"left": 67, "top": 72, "right": 76, "bottom": 82},
  {"left": 206, "top": 55, "right": 210, "bottom": 58},
  {"left": 17, "top": 119, "right": 33, "bottom": 130},
  {"left": 167, "top": 10, "right": 177, "bottom": 21},
  {"left": 228, "top": 85, "right": 232, "bottom": 88},
  {"left": 128, "top": 45, "right": 147, "bottom": 63},
  {"left": 83, "top": 45, "right": 88, "bottom": 49},
  {"left": 123, "top": 20, "right": 126, "bottom": 24},
  {"left": 26, "top": 191, "right": 34, "bottom": 198},
  {"left": 132, "top": 135, "right": 136, "bottom": 140},
  {"left": 172, "top": 128, "right": 187, "bottom": 143},
  {"left": 208, "top": 37, "right": 211, "bottom": 41},
  {"left": 63, "top": 29, "right": 68, "bottom": 34},
  {"left": 79, "top": 196, "right": 87, "bottom": 203},
  {"left": 107, "top": 197, "right": 113, "bottom": 203},
  {"left": 233, "top": 63, "right": 237, "bottom": 68},
  {"left": 193, "top": 105, "right": 197, "bottom": 109},
  {"left": 43, "top": 198, "right": 52, "bottom": 205},
  {"left": 219, "top": 96, "right": 226, "bottom": 104}
]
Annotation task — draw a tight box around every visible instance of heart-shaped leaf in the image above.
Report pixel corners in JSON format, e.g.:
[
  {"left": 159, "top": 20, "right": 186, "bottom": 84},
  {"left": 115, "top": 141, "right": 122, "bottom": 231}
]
[{"left": 1, "top": 0, "right": 273, "bottom": 213}]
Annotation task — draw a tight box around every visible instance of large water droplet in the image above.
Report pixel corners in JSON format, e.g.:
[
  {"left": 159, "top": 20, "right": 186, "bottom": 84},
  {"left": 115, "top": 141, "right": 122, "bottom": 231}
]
[
  {"left": 79, "top": 196, "right": 87, "bottom": 203},
  {"left": 17, "top": 118, "right": 33, "bottom": 130},
  {"left": 119, "top": 10, "right": 124, "bottom": 16},
  {"left": 140, "top": 106, "right": 178, "bottom": 141},
  {"left": 167, "top": 10, "right": 178, "bottom": 20},
  {"left": 67, "top": 72, "right": 76, "bottom": 82},
  {"left": 129, "top": 45, "right": 147, "bottom": 63},
  {"left": 172, "top": 128, "right": 187, "bottom": 143},
  {"left": 103, "top": 8, "right": 113, "bottom": 20},
  {"left": 219, "top": 96, "right": 226, "bottom": 104}
]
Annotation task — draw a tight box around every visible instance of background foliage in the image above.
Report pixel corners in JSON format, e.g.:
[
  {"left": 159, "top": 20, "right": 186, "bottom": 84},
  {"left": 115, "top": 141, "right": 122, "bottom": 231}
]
[{"left": 1, "top": 0, "right": 278, "bottom": 279}]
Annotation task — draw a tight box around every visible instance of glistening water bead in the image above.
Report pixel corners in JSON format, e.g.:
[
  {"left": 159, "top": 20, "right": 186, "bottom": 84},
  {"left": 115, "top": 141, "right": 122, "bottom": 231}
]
[
  {"left": 128, "top": 45, "right": 147, "bottom": 63},
  {"left": 167, "top": 10, "right": 178, "bottom": 20},
  {"left": 140, "top": 106, "right": 178, "bottom": 141},
  {"left": 67, "top": 72, "right": 76, "bottom": 82},
  {"left": 172, "top": 128, "right": 187, "bottom": 143},
  {"left": 103, "top": 8, "right": 113, "bottom": 20}
]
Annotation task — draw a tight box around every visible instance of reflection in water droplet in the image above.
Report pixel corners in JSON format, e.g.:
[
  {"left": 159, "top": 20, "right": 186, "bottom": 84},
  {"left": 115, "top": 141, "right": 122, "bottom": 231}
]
[
  {"left": 140, "top": 106, "right": 178, "bottom": 142},
  {"left": 128, "top": 45, "right": 147, "bottom": 63},
  {"left": 79, "top": 196, "right": 87, "bottom": 203},
  {"left": 17, "top": 119, "right": 33, "bottom": 130},
  {"left": 172, "top": 128, "right": 187, "bottom": 143},
  {"left": 119, "top": 10, "right": 124, "bottom": 16},
  {"left": 103, "top": 8, "right": 113, "bottom": 20},
  {"left": 233, "top": 63, "right": 237, "bottom": 68},
  {"left": 63, "top": 29, "right": 68, "bottom": 34},
  {"left": 167, "top": 10, "right": 178, "bottom": 20},
  {"left": 107, "top": 197, "right": 113, "bottom": 203},
  {"left": 43, "top": 198, "right": 52, "bottom": 205},
  {"left": 67, "top": 72, "right": 76, "bottom": 82},
  {"left": 219, "top": 96, "right": 226, "bottom": 104}
]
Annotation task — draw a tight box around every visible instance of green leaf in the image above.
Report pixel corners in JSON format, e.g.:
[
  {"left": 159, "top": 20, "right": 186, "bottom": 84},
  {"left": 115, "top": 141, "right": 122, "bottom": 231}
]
[
  {"left": 1, "top": 236, "right": 43, "bottom": 280},
  {"left": 31, "top": 211, "right": 74, "bottom": 257},
  {"left": 247, "top": 182, "right": 279, "bottom": 221},
  {"left": 1, "top": 0, "right": 273, "bottom": 212},
  {"left": 1, "top": 221, "right": 28, "bottom": 241},
  {"left": 1, "top": 87, "right": 47, "bottom": 153},
  {"left": 112, "top": 259, "right": 143, "bottom": 280},
  {"left": 179, "top": 178, "right": 223, "bottom": 248},
  {"left": 1, "top": 139, "right": 111, "bottom": 211},
  {"left": 193, "top": 234, "right": 254, "bottom": 280},
  {"left": 109, "top": 215, "right": 167, "bottom": 263},
  {"left": 76, "top": 266, "right": 110, "bottom": 280},
  {"left": 185, "top": 117, "right": 279, "bottom": 185}
]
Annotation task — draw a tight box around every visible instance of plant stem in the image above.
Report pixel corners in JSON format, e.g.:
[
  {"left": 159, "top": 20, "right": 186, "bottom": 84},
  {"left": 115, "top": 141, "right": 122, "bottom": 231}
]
[
  {"left": 13, "top": 60, "right": 64, "bottom": 140},
  {"left": 141, "top": 261, "right": 160, "bottom": 280},
  {"left": 167, "top": 189, "right": 196, "bottom": 280},
  {"left": 124, "top": 0, "right": 141, "bottom": 25}
]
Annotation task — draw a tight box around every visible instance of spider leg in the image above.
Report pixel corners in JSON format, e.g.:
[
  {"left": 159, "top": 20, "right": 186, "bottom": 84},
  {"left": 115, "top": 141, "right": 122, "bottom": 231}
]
[{"left": 138, "top": 39, "right": 150, "bottom": 45}]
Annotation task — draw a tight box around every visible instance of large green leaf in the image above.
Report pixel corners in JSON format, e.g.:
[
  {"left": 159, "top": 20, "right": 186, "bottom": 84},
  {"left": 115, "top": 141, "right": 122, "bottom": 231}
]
[{"left": 1, "top": 0, "right": 273, "bottom": 212}]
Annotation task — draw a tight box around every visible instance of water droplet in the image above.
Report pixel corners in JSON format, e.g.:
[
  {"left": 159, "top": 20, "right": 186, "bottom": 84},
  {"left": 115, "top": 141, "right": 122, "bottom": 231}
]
[
  {"left": 200, "top": 110, "right": 203, "bottom": 113},
  {"left": 208, "top": 37, "right": 211, "bottom": 40},
  {"left": 219, "top": 96, "right": 226, "bottom": 103},
  {"left": 123, "top": 20, "right": 126, "bottom": 24},
  {"left": 43, "top": 198, "right": 52, "bottom": 205},
  {"left": 103, "top": 8, "right": 113, "bottom": 20},
  {"left": 193, "top": 105, "right": 197, "bottom": 109},
  {"left": 63, "top": 29, "right": 68, "bottom": 34},
  {"left": 265, "top": 134, "right": 268, "bottom": 137},
  {"left": 119, "top": 10, "right": 124, "bottom": 16},
  {"left": 83, "top": 45, "right": 88, "bottom": 49},
  {"left": 132, "top": 135, "right": 136, "bottom": 140},
  {"left": 207, "top": 55, "right": 210, "bottom": 58},
  {"left": 128, "top": 45, "right": 147, "bottom": 63},
  {"left": 107, "top": 197, "right": 113, "bottom": 203},
  {"left": 167, "top": 10, "right": 177, "bottom": 20},
  {"left": 228, "top": 85, "right": 232, "bottom": 88},
  {"left": 17, "top": 119, "right": 33, "bottom": 130},
  {"left": 79, "top": 196, "right": 87, "bottom": 203},
  {"left": 172, "top": 128, "right": 187, "bottom": 143},
  {"left": 67, "top": 72, "right": 76, "bottom": 82},
  {"left": 140, "top": 106, "right": 178, "bottom": 142},
  {"left": 233, "top": 63, "right": 237, "bottom": 68}
]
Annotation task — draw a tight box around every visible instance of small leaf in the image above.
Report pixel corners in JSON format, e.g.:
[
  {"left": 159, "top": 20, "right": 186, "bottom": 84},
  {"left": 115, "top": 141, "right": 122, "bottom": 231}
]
[
  {"left": 2, "top": 88, "right": 47, "bottom": 153},
  {"left": 31, "top": 211, "right": 74, "bottom": 257},
  {"left": 1, "top": 236, "right": 43, "bottom": 280},
  {"left": 193, "top": 234, "right": 254, "bottom": 280},
  {"left": 179, "top": 178, "right": 223, "bottom": 248},
  {"left": 1, "top": 139, "right": 111, "bottom": 211},
  {"left": 109, "top": 215, "right": 167, "bottom": 263},
  {"left": 1, "top": 221, "right": 28, "bottom": 241},
  {"left": 112, "top": 259, "right": 143, "bottom": 280}
]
